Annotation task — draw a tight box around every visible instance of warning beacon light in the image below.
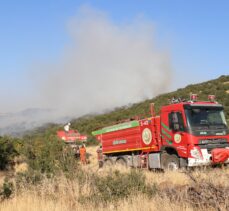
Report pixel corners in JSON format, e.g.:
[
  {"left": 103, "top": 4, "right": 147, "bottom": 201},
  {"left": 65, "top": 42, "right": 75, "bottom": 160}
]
[
  {"left": 208, "top": 95, "right": 216, "bottom": 102},
  {"left": 190, "top": 94, "right": 198, "bottom": 102}
]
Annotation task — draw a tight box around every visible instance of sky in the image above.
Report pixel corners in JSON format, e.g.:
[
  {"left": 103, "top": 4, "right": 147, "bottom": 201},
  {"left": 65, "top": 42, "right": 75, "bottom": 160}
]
[{"left": 0, "top": 0, "right": 229, "bottom": 115}]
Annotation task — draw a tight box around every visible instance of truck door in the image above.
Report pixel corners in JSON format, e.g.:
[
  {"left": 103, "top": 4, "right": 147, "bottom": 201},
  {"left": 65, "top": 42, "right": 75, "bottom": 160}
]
[{"left": 168, "top": 111, "right": 187, "bottom": 157}]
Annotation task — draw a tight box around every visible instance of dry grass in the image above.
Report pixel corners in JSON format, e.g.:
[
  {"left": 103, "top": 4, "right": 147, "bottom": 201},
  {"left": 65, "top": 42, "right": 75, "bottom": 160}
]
[
  {"left": 14, "top": 162, "right": 28, "bottom": 174},
  {"left": 0, "top": 146, "right": 228, "bottom": 211},
  {"left": 1, "top": 181, "right": 224, "bottom": 211},
  {"left": 0, "top": 193, "right": 195, "bottom": 211}
]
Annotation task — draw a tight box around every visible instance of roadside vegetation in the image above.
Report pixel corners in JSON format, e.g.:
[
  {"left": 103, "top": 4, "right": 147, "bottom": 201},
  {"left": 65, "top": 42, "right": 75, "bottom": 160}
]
[{"left": 0, "top": 142, "right": 228, "bottom": 211}]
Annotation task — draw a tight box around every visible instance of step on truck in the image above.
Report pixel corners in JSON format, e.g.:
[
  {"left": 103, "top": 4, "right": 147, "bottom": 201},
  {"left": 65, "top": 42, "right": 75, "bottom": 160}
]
[{"left": 92, "top": 95, "right": 229, "bottom": 170}]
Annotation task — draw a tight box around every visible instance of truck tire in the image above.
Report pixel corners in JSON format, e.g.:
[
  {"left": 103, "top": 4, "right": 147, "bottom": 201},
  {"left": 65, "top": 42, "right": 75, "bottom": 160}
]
[
  {"left": 161, "top": 153, "right": 179, "bottom": 171},
  {"left": 116, "top": 157, "right": 127, "bottom": 167}
]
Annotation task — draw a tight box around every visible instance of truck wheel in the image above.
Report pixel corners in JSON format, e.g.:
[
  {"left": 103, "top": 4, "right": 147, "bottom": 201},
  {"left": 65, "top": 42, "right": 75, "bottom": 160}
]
[
  {"left": 116, "top": 158, "right": 127, "bottom": 167},
  {"left": 161, "top": 153, "right": 179, "bottom": 171}
]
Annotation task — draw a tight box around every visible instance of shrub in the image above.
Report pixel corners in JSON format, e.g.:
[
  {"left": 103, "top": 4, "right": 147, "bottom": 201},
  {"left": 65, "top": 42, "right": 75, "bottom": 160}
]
[
  {"left": 0, "top": 137, "right": 19, "bottom": 170},
  {"left": 22, "top": 136, "right": 78, "bottom": 175},
  {"left": 0, "top": 179, "right": 14, "bottom": 199},
  {"left": 85, "top": 136, "right": 99, "bottom": 146},
  {"left": 15, "top": 169, "right": 44, "bottom": 189},
  {"left": 79, "top": 170, "right": 157, "bottom": 204}
]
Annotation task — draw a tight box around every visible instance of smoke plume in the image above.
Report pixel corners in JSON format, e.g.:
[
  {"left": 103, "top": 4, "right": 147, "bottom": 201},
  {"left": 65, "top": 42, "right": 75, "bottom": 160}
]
[{"left": 36, "top": 7, "right": 172, "bottom": 116}]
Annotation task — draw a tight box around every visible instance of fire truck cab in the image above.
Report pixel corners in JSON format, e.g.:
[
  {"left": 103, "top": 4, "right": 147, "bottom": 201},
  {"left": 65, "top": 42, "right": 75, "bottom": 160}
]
[{"left": 160, "top": 99, "right": 229, "bottom": 169}]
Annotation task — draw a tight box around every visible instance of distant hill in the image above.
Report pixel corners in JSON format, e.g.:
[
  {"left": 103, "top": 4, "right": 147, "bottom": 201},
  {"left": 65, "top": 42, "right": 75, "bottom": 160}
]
[
  {"left": 0, "top": 108, "right": 50, "bottom": 136},
  {"left": 70, "top": 75, "right": 229, "bottom": 135},
  {"left": 0, "top": 108, "right": 70, "bottom": 136}
]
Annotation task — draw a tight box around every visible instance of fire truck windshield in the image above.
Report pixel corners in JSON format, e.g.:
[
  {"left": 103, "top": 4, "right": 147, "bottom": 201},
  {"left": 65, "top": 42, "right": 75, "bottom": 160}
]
[{"left": 184, "top": 105, "right": 229, "bottom": 136}]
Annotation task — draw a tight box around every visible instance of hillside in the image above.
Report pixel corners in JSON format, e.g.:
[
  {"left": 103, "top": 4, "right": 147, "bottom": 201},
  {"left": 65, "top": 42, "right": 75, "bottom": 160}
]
[{"left": 70, "top": 75, "right": 229, "bottom": 136}]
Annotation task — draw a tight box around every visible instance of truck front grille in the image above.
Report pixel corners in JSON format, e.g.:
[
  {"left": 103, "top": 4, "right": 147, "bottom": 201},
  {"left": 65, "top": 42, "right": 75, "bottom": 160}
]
[{"left": 198, "top": 138, "right": 229, "bottom": 153}]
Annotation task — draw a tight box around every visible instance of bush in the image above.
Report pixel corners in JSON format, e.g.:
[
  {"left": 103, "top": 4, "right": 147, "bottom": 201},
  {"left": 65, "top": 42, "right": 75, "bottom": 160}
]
[
  {"left": 15, "top": 169, "right": 44, "bottom": 189},
  {"left": 22, "top": 136, "right": 78, "bottom": 175},
  {"left": 0, "top": 179, "right": 14, "bottom": 199},
  {"left": 0, "top": 137, "right": 19, "bottom": 170},
  {"left": 85, "top": 136, "right": 99, "bottom": 146},
  {"left": 79, "top": 170, "right": 157, "bottom": 204}
]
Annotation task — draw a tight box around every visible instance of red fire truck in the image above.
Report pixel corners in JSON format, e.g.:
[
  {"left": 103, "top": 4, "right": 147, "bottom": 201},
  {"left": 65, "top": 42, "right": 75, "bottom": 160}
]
[
  {"left": 57, "top": 130, "right": 87, "bottom": 143},
  {"left": 92, "top": 95, "right": 229, "bottom": 170},
  {"left": 57, "top": 129, "right": 87, "bottom": 157}
]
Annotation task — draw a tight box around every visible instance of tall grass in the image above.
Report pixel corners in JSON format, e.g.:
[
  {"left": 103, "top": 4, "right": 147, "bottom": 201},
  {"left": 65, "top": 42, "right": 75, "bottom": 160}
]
[{"left": 0, "top": 146, "right": 228, "bottom": 211}]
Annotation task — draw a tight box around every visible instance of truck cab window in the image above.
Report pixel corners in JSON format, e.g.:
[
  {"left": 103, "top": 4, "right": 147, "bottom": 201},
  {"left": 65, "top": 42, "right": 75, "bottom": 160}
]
[{"left": 169, "top": 112, "right": 185, "bottom": 132}]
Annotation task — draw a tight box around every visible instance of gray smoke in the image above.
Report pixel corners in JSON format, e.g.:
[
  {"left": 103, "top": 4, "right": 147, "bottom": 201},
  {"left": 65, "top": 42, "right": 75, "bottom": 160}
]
[
  {"left": 35, "top": 7, "right": 172, "bottom": 116},
  {"left": 0, "top": 6, "right": 172, "bottom": 135}
]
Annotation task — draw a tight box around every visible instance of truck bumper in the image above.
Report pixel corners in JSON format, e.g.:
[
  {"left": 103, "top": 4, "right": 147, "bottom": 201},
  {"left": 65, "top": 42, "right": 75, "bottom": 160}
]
[{"left": 188, "top": 148, "right": 229, "bottom": 167}]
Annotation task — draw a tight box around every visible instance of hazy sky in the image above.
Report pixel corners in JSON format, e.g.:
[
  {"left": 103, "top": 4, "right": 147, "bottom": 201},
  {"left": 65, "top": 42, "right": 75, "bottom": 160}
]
[{"left": 0, "top": 0, "right": 229, "bottom": 114}]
